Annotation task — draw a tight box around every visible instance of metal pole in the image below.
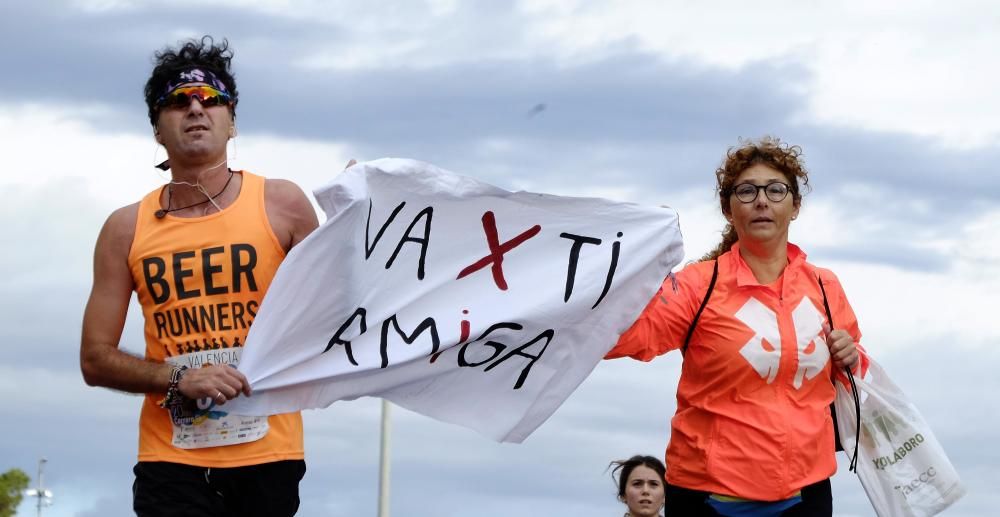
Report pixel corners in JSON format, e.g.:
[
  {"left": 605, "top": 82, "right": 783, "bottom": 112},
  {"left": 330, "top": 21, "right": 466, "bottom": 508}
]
[
  {"left": 377, "top": 399, "right": 392, "bottom": 517},
  {"left": 36, "top": 458, "right": 46, "bottom": 517}
]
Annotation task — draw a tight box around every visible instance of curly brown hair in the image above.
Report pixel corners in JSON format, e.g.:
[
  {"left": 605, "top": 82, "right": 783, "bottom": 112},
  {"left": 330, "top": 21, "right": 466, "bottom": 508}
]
[
  {"left": 701, "top": 136, "right": 811, "bottom": 261},
  {"left": 143, "top": 35, "right": 238, "bottom": 126}
]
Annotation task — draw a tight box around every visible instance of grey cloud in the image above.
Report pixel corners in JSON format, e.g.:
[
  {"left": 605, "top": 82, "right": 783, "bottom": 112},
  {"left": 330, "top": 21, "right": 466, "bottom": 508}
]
[
  {"left": 808, "top": 241, "right": 953, "bottom": 273},
  {"left": 242, "top": 54, "right": 802, "bottom": 144},
  {"left": 2, "top": 1, "right": 802, "bottom": 163},
  {"left": 5, "top": 2, "right": 998, "bottom": 231},
  {"left": 0, "top": 2, "right": 344, "bottom": 100},
  {"left": 7, "top": 396, "right": 138, "bottom": 517},
  {"left": 75, "top": 496, "right": 135, "bottom": 517},
  {"left": 0, "top": 181, "right": 126, "bottom": 373},
  {"left": 5, "top": 23, "right": 995, "bottom": 277}
]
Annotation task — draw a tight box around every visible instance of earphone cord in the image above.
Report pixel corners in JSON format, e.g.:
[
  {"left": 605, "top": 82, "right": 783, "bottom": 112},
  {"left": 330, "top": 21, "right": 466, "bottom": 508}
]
[
  {"left": 160, "top": 170, "right": 235, "bottom": 216},
  {"left": 167, "top": 157, "right": 228, "bottom": 190}
]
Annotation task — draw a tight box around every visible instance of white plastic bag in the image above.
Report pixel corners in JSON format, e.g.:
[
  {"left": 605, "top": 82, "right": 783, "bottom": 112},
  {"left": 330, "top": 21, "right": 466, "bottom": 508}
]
[{"left": 834, "top": 359, "right": 966, "bottom": 517}]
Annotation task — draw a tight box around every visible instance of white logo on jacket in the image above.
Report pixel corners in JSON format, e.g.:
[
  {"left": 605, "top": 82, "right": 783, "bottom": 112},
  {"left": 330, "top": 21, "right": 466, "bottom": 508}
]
[
  {"left": 735, "top": 298, "right": 781, "bottom": 383},
  {"left": 791, "top": 299, "right": 829, "bottom": 388},
  {"left": 734, "top": 297, "right": 829, "bottom": 388}
]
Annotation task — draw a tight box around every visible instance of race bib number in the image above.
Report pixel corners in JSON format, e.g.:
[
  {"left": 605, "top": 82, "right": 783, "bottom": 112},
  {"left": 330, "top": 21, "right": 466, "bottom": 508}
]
[{"left": 165, "top": 348, "right": 269, "bottom": 449}]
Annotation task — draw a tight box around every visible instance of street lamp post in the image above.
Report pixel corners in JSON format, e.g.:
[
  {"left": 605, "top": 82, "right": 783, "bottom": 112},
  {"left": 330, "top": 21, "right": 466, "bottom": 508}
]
[
  {"left": 377, "top": 399, "right": 392, "bottom": 517},
  {"left": 24, "top": 458, "right": 53, "bottom": 517}
]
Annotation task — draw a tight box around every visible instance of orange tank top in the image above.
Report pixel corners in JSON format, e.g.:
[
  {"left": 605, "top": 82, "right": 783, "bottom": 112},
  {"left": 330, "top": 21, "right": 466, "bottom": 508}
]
[{"left": 128, "top": 170, "right": 304, "bottom": 467}]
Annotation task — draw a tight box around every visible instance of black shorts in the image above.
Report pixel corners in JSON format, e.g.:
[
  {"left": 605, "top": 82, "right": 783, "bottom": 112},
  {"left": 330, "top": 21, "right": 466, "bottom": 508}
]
[
  {"left": 132, "top": 460, "right": 306, "bottom": 517},
  {"left": 664, "top": 478, "right": 832, "bottom": 517}
]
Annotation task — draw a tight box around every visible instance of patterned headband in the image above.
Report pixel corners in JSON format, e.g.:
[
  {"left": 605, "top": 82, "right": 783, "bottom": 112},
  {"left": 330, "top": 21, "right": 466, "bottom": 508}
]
[{"left": 161, "top": 67, "right": 230, "bottom": 98}]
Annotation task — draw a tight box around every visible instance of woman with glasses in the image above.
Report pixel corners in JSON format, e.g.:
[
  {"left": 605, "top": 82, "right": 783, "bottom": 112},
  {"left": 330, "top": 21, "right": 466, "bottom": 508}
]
[{"left": 606, "top": 137, "right": 867, "bottom": 516}]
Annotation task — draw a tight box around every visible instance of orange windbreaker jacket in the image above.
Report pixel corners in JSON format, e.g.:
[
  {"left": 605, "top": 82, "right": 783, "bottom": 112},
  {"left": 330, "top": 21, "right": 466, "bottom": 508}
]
[{"left": 607, "top": 243, "right": 868, "bottom": 501}]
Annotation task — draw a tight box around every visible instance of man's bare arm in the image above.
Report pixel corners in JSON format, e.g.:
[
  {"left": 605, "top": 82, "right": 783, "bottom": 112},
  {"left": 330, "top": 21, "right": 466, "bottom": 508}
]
[{"left": 80, "top": 204, "right": 173, "bottom": 393}]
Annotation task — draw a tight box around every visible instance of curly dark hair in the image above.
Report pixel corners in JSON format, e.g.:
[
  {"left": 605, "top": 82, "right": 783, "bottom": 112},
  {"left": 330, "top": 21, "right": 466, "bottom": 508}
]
[
  {"left": 702, "top": 136, "right": 811, "bottom": 261},
  {"left": 609, "top": 455, "right": 666, "bottom": 500},
  {"left": 143, "top": 35, "right": 238, "bottom": 126}
]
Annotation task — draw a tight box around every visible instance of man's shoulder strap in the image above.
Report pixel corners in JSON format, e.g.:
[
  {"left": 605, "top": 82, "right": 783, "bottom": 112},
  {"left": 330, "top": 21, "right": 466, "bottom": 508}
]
[{"left": 681, "top": 259, "right": 719, "bottom": 356}]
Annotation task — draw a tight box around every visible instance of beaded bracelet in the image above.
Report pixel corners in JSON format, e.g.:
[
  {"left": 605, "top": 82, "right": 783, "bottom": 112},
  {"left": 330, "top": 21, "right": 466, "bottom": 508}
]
[{"left": 157, "top": 365, "right": 189, "bottom": 411}]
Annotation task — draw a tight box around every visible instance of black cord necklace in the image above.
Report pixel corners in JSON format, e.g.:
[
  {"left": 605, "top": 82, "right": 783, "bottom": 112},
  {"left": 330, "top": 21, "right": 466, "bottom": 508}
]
[{"left": 155, "top": 170, "right": 236, "bottom": 219}]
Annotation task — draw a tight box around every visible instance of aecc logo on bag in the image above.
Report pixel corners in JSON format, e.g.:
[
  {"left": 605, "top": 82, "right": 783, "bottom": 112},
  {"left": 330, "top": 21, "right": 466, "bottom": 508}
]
[{"left": 895, "top": 466, "right": 938, "bottom": 499}]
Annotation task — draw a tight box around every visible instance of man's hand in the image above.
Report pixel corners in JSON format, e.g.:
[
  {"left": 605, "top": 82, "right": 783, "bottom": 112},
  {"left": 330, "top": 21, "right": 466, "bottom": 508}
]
[
  {"left": 824, "top": 323, "right": 859, "bottom": 371},
  {"left": 178, "top": 364, "right": 251, "bottom": 406}
]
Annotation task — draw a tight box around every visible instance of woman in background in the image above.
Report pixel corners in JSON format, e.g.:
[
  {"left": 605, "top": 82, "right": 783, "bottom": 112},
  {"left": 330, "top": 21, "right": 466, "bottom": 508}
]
[{"left": 611, "top": 455, "right": 666, "bottom": 517}]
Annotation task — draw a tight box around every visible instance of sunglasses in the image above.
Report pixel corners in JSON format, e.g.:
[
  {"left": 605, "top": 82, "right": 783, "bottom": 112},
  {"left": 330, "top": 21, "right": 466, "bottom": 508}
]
[{"left": 155, "top": 85, "right": 233, "bottom": 110}]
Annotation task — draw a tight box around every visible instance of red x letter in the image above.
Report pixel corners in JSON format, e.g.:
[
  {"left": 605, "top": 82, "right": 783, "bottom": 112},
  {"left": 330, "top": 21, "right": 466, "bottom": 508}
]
[{"left": 457, "top": 211, "right": 541, "bottom": 290}]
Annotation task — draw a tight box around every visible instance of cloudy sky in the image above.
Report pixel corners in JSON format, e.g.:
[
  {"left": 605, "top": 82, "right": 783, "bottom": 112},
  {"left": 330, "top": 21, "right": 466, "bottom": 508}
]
[{"left": 2, "top": 1, "right": 998, "bottom": 515}]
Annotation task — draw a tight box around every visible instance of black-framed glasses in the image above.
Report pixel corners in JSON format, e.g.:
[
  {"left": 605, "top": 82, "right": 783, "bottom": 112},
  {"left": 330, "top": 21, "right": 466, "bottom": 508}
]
[{"left": 730, "top": 182, "right": 791, "bottom": 203}]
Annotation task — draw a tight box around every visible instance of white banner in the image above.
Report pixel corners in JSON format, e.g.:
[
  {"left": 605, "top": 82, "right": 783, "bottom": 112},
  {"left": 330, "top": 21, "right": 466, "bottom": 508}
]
[{"left": 226, "top": 158, "right": 683, "bottom": 443}]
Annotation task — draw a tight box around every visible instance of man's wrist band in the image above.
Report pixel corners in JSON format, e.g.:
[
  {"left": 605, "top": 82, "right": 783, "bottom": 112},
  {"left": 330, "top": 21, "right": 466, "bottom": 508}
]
[{"left": 158, "top": 365, "right": 189, "bottom": 409}]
